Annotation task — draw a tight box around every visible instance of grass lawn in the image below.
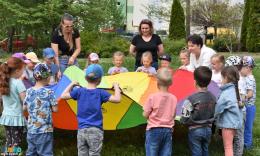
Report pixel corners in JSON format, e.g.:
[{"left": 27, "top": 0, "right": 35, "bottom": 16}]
[{"left": 0, "top": 53, "right": 259, "bottom": 155}]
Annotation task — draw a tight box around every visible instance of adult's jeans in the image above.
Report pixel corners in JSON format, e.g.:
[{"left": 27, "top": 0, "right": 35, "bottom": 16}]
[
  {"left": 59, "top": 55, "right": 79, "bottom": 73},
  {"left": 188, "top": 127, "right": 212, "bottom": 156},
  {"left": 145, "top": 127, "right": 173, "bottom": 156}
]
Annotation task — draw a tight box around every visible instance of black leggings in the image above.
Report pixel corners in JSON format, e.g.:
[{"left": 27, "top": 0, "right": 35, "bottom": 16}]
[{"left": 4, "top": 126, "right": 24, "bottom": 147}]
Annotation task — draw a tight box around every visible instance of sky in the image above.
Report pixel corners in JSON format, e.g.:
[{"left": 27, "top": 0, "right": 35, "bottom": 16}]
[{"left": 230, "top": 0, "right": 244, "bottom": 5}]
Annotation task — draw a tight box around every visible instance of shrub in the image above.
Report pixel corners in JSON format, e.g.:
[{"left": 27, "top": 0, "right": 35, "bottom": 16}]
[
  {"left": 163, "top": 38, "right": 186, "bottom": 55},
  {"left": 80, "top": 31, "right": 130, "bottom": 58},
  {"left": 212, "top": 35, "right": 239, "bottom": 52}
]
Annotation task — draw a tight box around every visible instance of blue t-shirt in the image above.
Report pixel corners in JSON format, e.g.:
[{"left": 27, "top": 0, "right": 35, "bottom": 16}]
[
  {"left": 24, "top": 87, "right": 57, "bottom": 134},
  {"left": 70, "top": 87, "right": 111, "bottom": 129}
]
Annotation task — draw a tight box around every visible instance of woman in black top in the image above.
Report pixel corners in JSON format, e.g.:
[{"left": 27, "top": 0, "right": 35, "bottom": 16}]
[
  {"left": 51, "top": 13, "right": 81, "bottom": 77},
  {"left": 129, "top": 19, "right": 164, "bottom": 70}
]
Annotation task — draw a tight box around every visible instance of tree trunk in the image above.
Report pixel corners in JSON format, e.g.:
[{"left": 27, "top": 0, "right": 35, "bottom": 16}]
[
  {"left": 7, "top": 27, "right": 15, "bottom": 53},
  {"left": 214, "top": 26, "right": 217, "bottom": 38},
  {"left": 186, "top": 0, "right": 190, "bottom": 39}
]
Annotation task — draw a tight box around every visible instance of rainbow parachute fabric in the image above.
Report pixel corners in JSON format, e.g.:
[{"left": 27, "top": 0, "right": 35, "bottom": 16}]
[{"left": 50, "top": 66, "right": 220, "bottom": 130}]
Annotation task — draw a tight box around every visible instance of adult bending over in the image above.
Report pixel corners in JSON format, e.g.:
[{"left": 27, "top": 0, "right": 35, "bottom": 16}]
[
  {"left": 51, "top": 13, "right": 81, "bottom": 77},
  {"left": 129, "top": 19, "right": 164, "bottom": 70},
  {"left": 181, "top": 34, "right": 216, "bottom": 71}
]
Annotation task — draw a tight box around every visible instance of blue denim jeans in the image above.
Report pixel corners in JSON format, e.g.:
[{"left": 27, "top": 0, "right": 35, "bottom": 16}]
[
  {"left": 59, "top": 56, "right": 79, "bottom": 73},
  {"left": 26, "top": 133, "right": 53, "bottom": 156},
  {"left": 244, "top": 105, "right": 256, "bottom": 149},
  {"left": 145, "top": 127, "right": 173, "bottom": 156},
  {"left": 188, "top": 127, "right": 212, "bottom": 156},
  {"left": 77, "top": 127, "right": 104, "bottom": 156}
]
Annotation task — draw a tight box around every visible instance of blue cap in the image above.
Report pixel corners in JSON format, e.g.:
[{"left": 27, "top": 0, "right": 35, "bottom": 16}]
[
  {"left": 85, "top": 64, "right": 104, "bottom": 79},
  {"left": 33, "top": 63, "right": 51, "bottom": 80},
  {"left": 43, "top": 48, "right": 55, "bottom": 58}
]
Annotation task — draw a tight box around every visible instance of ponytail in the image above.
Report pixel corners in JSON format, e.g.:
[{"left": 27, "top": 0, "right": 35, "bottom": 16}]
[
  {"left": 234, "top": 81, "right": 240, "bottom": 102},
  {"left": 221, "top": 66, "right": 241, "bottom": 105},
  {"left": 0, "top": 57, "right": 24, "bottom": 95},
  {"left": 0, "top": 62, "right": 11, "bottom": 95}
]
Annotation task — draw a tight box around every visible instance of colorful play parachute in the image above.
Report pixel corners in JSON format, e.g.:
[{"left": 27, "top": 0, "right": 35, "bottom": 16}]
[{"left": 50, "top": 66, "right": 220, "bottom": 130}]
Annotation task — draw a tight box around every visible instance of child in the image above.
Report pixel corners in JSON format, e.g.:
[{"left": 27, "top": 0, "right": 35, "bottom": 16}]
[
  {"left": 240, "top": 56, "right": 256, "bottom": 149},
  {"left": 143, "top": 67, "right": 177, "bottom": 156},
  {"left": 159, "top": 53, "right": 174, "bottom": 73},
  {"left": 61, "top": 64, "right": 121, "bottom": 156},
  {"left": 180, "top": 66, "right": 216, "bottom": 156},
  {"left": 225, "top": 55, "right": 246, "bottom": 156},
  {"left": 23, "top": 52, "right": 41, "bottom": 88},
  {"left": 23, "top": 63, "right": 57, "bottom": 155},
  {"left": 211, "top": 54, "right": 225, "bottom": 87},
  {"left": 43, "top": 48, "right": 59, "bottom": 85},
  {"left": 0, "top": 57, "right": 27, "bottom": 149},
  {"left": 136, "top": 51, "right": 157, "bottom": 75},
  {"left": 179, "top": 48, "right": 190, "bottom": 68},
  {"left": 84, "top": 52, "right": 99, "bottom": 70},
  {"left": 108, "top": 51, "right": 128, "bottom": 75},
  {"left": 215, "top": 66, "right": 242, "bottom": 156}
]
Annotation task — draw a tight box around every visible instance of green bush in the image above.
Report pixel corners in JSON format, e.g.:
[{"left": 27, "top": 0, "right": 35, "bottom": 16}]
[
  {"left": 163, "top": 38, "right": 186, "bottom": 55},
  {"left": 80, "top": 31, "right": 130, "bottom": 58},
  {"left": 212, "top": 35, "right": 239, "bottom": 52}
]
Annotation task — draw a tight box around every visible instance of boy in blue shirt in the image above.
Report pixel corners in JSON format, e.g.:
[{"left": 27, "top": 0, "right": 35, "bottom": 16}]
[
  {"left": 23, "top": 63, "right": 58, "bottom": 156},
  {"left": 43, "top": 48, "right": 59, "bottom": 84},
  {"left": 61, "top": 64, "right": 121, "bottom": 156}
]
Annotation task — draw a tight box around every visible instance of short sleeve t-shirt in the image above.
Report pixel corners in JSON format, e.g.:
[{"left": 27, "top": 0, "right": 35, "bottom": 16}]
[
  {"left": 24, "top": 87, "right": 57, "bottom": 134},
  {"left": 70, "top": 87, "right": 111, "bottom": 129},
  {"left": 136, "top": 66, "right": 157, "bottom": 75},
  {"left": 2, "top": 78, "right": 26, "bottom": 116},
  {"left": 143, "top": 92, "right": 177, "bottom": 130},
  {"left": 51, "top": 27, "right": 80, "bottom": 56},
  {"left": 131, "top": 34, "right": 162, "bottom": 67},
  {"left": 211, "top": 70, "right": 222, "bottom": 87},
  {"left": 245, "top": 75, "right": 256, "bottom": 105},
  {"left": 48, "top": 63, "right": 59, "bottom": 85},
  {"left": 108, "top": 66, "right": 128, "bottom": 75}
]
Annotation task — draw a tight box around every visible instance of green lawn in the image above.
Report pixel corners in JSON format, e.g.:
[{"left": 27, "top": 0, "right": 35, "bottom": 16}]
[{"left": 0, "top": 53, "right": 259, "bottom": 156}]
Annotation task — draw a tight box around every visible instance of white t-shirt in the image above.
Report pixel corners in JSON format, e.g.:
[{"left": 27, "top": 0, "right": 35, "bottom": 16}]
[
  {"left": 187, "top": 45, "right": 216, "bottom": 71},
  {"left": 211, "top": 70, "right": 222, "bottom": 87}
]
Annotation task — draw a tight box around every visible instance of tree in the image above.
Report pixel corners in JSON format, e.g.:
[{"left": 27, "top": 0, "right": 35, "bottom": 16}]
[
  {"left": 246, "top": 0, "right": 260, "bottom": 52},
  {"left": 240, "top": 0, "right": 251, "bottom": 50},
  {"left": 186, "top": 0, "right": 191, "bottom": 38},
  {"left": 72, "top": 0, "right": 124, "bottom": 32},
  {"left": 145, "top": 0, "right": 172, "bottom": 23},
  {"left": 0, "top": 0, "right": 124, "bottom": 52},
  {"left": 169, "top": 0, "right": 186, "bottom": 40}
]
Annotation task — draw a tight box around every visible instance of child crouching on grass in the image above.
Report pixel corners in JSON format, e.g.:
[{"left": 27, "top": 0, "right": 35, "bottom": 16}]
[
  {"left": 143, "top": 67, "right": 177, "bottom": 156},
  {"left": 61, "top": 64, "right": 121, "bottom": 156},
  {"left": 23, "top": 63, "right": 58, "bottom": 156}
]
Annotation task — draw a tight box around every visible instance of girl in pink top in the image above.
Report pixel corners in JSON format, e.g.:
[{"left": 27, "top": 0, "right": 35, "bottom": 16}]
[{"left": 143, "top": 67, "right": 177, "bottom": 156}]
